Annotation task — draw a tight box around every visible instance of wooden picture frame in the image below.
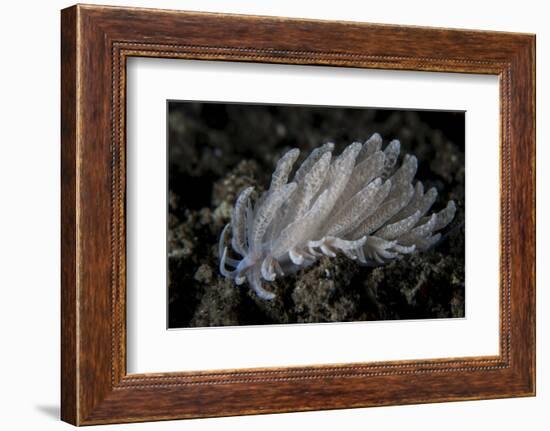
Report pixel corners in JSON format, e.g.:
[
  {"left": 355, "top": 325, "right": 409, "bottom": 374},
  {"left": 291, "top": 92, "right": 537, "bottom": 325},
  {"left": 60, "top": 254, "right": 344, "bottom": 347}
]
[{"left": 61, "top": 4, "right": 535, "bottom": 425}]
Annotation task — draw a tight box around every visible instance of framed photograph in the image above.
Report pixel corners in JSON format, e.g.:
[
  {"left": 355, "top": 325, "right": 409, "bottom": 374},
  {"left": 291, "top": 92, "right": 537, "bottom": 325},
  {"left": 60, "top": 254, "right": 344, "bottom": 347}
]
[{"left": 61, "top": 4, "right": 535, "bottom": 425}]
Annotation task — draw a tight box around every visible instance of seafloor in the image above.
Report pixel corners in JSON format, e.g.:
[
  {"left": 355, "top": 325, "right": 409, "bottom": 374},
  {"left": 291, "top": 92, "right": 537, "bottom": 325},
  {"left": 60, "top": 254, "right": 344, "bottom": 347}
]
[{"left": 167, "top": 102, "right": 465, "bottom": 328}]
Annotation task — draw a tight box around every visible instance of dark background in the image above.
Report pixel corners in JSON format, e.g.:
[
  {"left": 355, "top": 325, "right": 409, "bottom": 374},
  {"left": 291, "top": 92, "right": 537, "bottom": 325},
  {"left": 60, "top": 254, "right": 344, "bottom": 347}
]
[{"left": 167, "top": 101, "right": 465, "bottom": 328}]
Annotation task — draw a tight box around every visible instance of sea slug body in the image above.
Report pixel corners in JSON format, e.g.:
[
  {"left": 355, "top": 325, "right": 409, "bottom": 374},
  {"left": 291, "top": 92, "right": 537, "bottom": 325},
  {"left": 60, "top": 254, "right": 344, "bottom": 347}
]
[{"left": 219, "top": 133, "right": 456, "bottom": 300}]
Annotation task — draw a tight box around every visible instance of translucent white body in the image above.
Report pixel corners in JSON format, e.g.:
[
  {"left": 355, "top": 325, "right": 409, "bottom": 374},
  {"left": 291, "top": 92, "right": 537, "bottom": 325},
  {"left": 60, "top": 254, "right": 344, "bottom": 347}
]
[{"left": 219, "top": 133, "right": 456, "bottom": 300}]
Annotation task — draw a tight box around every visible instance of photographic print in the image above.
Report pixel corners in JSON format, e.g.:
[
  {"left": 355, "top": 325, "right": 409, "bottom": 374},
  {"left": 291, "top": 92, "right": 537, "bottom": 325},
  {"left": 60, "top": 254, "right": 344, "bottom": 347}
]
[{"left": 167, "top": 101, "right": 465, "bottom": 329}]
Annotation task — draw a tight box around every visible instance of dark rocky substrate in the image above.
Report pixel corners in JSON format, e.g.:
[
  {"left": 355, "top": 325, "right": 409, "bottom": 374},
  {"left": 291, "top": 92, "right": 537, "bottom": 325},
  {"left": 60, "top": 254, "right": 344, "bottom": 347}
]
[{"left": 167, "top": 102, "right": 465, "bottom": 328}]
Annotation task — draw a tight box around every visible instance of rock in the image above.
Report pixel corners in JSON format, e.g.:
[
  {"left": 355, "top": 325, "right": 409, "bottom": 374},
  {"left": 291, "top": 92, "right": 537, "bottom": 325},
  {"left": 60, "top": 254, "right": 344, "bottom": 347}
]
[{"left": 194, "top": 264, "right": 213, "bottom": 283}]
